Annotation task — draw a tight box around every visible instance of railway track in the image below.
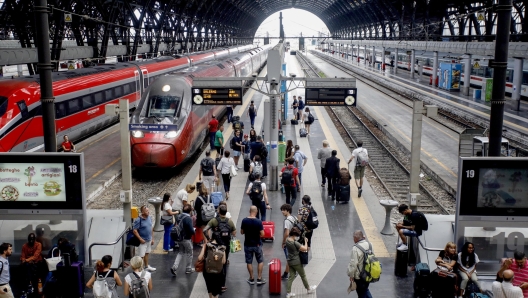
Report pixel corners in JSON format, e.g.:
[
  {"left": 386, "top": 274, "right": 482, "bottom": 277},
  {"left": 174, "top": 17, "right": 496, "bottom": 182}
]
[{"left": 296, "top": 52, "right": 452, "bottom": 214}]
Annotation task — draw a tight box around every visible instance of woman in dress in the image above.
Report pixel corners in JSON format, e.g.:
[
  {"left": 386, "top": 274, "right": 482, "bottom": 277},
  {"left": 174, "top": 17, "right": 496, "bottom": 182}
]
[
  {"left": 162, "top": 192, "right": 178, "bottom": 252},
  {"left": 301, "top": 107, "right": 312, "bottom": 134},
  {"left": 197, "top": 236, "right": 226, "bottom": 298},
  {"left": 86, "top": 255, "right": 122, "bottom": 297},
  {"left": 216, "top": 150, "right": 235, "bottom": 199},
  {"left": 457, "top": 242, "right": 482, "bottom": 297},
  {"left": 124, "top": 256, "right": 152, "bottom": 298},
  {"left": 285, "top": 227, "right": 317, "bottom": 297}
]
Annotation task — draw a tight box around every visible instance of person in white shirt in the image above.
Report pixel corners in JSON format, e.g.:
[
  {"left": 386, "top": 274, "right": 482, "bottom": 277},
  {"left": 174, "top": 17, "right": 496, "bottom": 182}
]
[
  {"left": 347, "top": 140, "right": 369, "bottom": 197},
  {"left": 457, "top": 242, "right": 482, "bottom": 298},
  {"left": 124, "top": 256, "right": 152, "bottom": 297},
  {"left": 173, "top": 184, "right": 196, "bottom": 212},
  {"left": 493, "top": 269, "right": 524, "bottom": 298},
  {"left": 217, "top": 150, "right": 236, "bottom": 199},
  {"left": 162, "top": 193, "right": 179, "bottom": 252}
]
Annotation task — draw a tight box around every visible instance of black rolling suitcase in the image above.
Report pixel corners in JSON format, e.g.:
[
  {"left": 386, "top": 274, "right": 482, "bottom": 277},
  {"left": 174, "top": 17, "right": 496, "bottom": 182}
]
[
  {"left": 299, "top": 128, "right": 308, "bottom": 137},
  {"left": 244, "top": 158, "right": 250, "bottom": 172},
  {"left": 430, "top": 268, "right": 457, "bottom": 298},
  {"left": 56, "top": 261, "right": 85, "bottom": 297},
  {"left": 291, "top": 119, "right": 298, "bottom": 125},
  {"left": 394, "top": 248, "right": 408, "bottom": 277},
  {"left": 337, "top": 184, "right": 350, "bottom": 202},
  {"left": 413, "top": 262, "right": 431, "bottom": 297}
]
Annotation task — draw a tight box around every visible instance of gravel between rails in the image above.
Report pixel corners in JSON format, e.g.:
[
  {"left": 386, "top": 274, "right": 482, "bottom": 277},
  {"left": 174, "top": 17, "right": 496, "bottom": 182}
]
[{"left": 326, "top": 106, "right": 456, "bottom": 222}]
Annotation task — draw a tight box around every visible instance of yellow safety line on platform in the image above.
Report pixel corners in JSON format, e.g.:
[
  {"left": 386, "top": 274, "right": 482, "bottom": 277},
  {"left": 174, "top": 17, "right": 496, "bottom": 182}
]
[
  {"left": 313, "top": 106, "right": 390, "bottom": 257},
  {"left": 367, "top": 106, "right": 458, "bottom": 178},
  {"left": 86, "top": 157, "right": 121, "bottom": 183}
]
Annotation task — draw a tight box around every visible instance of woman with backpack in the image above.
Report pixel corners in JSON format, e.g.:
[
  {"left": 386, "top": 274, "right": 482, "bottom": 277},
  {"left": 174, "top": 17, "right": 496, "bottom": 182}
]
[
  {"left": 162, "top": 193, "right": 178, "bottom": 252},
  {"left": 197, "top": 235, "right": 226, "bottom": 298},
  {"left": 216, "top": 150, "right": 235, "bottom": 199},
  {"left": 297, "top": 196, "right": 315, "bottom": 251},
  {"left": 285, "top": 227, "right": 317, "bottom": 298},
  {"left": 86, "top": 255, "right": 122, "bottom": 297},
  {"left": 124, "top": 256, "right": 152, "bottom": 298},
  {"left": 301, "top": 107, "right": 314, "bottom": 135}
]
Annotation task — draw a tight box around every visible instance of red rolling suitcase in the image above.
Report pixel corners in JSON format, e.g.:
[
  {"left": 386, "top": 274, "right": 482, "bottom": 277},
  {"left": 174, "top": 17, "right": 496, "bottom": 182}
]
[
  {"left": 262, "top": 221, "right": 275, "bottom": 241},
  {"left": 269, "top": 258, "right": 281, "bottom": 295},
  {"left": 192, "top": 226, "right": 204, "bottom": 244}
]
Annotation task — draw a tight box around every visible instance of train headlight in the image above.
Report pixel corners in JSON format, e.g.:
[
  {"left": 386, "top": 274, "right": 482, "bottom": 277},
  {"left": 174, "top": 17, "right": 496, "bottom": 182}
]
[
  {"left": 131, "top": 130, "right": 144, "bottom": 138},
  {"left": 164, "top": 130, "right": 181, "bottom": 138}
]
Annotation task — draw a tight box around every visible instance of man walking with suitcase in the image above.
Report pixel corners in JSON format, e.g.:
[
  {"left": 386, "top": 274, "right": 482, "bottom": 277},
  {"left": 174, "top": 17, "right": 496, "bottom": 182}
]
[
  {"left": 325, "top": 150, "right": 340, "bottom": 200},
  {"left": 317, "top": 140, "right": 332, "bottom": 188}
]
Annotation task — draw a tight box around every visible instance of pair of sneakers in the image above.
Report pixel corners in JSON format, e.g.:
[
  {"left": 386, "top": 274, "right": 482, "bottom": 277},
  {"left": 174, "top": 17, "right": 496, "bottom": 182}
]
[
  {"left": 170, "top": 266, "right": 194, "bottom": 276},
  {"left": 146, "top": 265, "right": 156, "bottom": 272},
  {"left": 286, "top": 285, "right": 317, "bottom": 297},
  {"left": 247, "top": 278, "right": 266, "bottom": 285},
  {"left": 358, "top": 186, "right": 363, "bottom": 198},
  {"left": 396, "top": 242, "right": 409, "bottom": 251}
]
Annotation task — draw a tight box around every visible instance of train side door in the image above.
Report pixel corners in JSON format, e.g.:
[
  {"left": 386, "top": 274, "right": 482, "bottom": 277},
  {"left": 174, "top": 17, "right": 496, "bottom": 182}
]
[
  {"left": 134, "top": 70, "right": 141, "bottom": 101},
  {"left": 142, "top": 69, "right": 149, "bottom": 91}
]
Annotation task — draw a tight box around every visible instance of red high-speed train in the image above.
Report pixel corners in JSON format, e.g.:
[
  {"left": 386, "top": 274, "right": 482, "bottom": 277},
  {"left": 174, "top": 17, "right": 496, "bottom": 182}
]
[
  {"left": 0, "top": 45, "right": 256, "bottom": 152},
  {"left": 130, "top": 45, "right": 272, "bottom": 168}
]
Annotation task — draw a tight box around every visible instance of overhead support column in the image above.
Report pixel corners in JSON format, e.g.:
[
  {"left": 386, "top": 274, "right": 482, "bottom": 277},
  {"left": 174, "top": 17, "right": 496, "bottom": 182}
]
[
  {"left": 432, "top": 51, "right": 439, "bottom": 87},
  {"left": 364, "top": 45, "right": 367, "bottom": 65},
  {"left": 394, "top": 48, "right": 398, "bottom": 74},
  {"left": 410, "top": 49, "right": 416, "bottom": 79},
  {"left": 512, "top": 58, "right": 523, "bottom": 111},
  {"left": 381, "top": 47, "right": 386, "bottom": 72},
  {"left": 463, "top": 54, "right": 472, "bottom": 96},
  {"left": 372, "top": 46, "right": 376, "bottom": 68},
  {"left": 267, "top": 46, "right": 283, "bottom": 191},
  {"left": 489, "top": 0, "right": 512, "bottom": 156}
]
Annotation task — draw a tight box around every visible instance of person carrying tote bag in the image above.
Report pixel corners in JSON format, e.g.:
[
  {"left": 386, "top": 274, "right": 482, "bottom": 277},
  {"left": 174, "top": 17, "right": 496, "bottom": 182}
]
[
  {"left": 217, "top": 150, "right": 235, "bottom": 199},
  {"left": 161, "top": 193, "right": 178, "bottom": 252}
]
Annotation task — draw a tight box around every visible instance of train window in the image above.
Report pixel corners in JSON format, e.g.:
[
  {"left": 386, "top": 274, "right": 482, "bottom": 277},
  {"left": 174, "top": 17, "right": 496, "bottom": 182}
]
[
  {"left": 144, "top": 78, "right": 149, "bottom": 88},
  {"left": 68, "top": 98, "right": 81, "bottom": 114},
  {"left": 17, "top": 100, "right": 28, "bottom": 118},
  {"left": 94, "top": 92, "right": 104, "bottom": 104},
  {"left": 123, "top": 83, "right": 131, "bottom": 94},
  {"left": 485, "top": 67, "right": 494, "bottom": 78},
  {"left": 0, "top": 96, "right": 7, "bottom": 117},
  {"left": 82, "top": 95, "right": 94, "bottom": 109},
  {"left": 522, "top": 71, "right": 528, "bottom": 85},
  {"left": 506, "top": 69, "right": 512, "bottom": 82},
  {"left": 56, "top": 102, "right": 67, "bottom": 118},
  {"left": 147, "top": 95, "right": 181, "bottom": 118},
  {"left": 114, "top": 86, "right": 123, "bottom": 97},
  {"left": 104, "top": 89, "right": 113, "bottom": 101}
]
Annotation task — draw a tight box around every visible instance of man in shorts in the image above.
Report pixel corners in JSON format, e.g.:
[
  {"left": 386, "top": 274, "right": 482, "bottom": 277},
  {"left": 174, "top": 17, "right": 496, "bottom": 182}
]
[
  {"left": 133, "top": 205, "right": 156, "bottom": 271},
  {"left": 240, "top": 206, "right": 266, "bottom": 285},
  {"left": 347, "top": 140, "right": 368, "bottom": 197}
]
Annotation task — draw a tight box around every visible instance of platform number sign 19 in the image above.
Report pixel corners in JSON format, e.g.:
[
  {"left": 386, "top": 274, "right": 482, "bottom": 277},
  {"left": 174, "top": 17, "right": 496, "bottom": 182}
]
[
  {"left": 490, "top": 231, "right": 526, "bottom": 259},
  {"left": 466, "top": 170, "right": 475, "bottom": 178}
]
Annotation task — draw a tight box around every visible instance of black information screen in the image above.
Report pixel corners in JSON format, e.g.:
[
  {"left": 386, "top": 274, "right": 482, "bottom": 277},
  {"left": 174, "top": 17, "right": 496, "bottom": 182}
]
[
  {"left": 192, "top": 88, "right": 243, "bottom": 105},
  {"left": 0, "top": 153, "right": 84, "bottom": 209},
  {"left": 305, "top": 88, "right": 357, "bottom": 106},
  {"left": 459, "top": 158, "right": 528, "bottom": 216}
]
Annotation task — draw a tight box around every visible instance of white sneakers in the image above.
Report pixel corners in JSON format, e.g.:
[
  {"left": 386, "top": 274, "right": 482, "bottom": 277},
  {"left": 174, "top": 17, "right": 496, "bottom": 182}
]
[
  {"left": 286, "top": 293, "right": 296, "bottom": 297},
  {"left": 397, "top": 244, "right": 408, "bottom": 251},
  {"left": 146, "top": 265, "right": 156, "bottom": 272},
  {"left": 307, "top": 285, "right": 317, "bottom": 294}
]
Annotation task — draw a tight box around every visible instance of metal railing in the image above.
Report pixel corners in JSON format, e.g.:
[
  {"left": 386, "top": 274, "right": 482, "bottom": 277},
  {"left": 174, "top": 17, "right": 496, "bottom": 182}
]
[
  {"left": 416, "top": 236, "right": 444, "bottom": 252},
  {"left": 88, "top": 226, "right": 130, "bottom": 269}
]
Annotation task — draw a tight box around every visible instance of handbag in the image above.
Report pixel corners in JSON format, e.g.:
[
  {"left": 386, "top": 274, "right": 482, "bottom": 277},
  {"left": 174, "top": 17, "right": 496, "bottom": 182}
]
[
  {"left": 230, "top": 237, "right": 242, "bottom": 253},
  {"left": 160, "top": 215, "right": 174, "bottom": 226},
  {"left": 45, "top": 248, "right": 62, "bottom": 271},
  {"left": 195, "top": 258, "right": 205, "bottom": 272},
  {"left": 229, "top": 164, "right": 237, "bottom": 177},
  {"left": 299, "top": 250, "right": 309, "bottom": 265},
  {"left": 126, "top": 219, "right": 141, "bottom": 247}
]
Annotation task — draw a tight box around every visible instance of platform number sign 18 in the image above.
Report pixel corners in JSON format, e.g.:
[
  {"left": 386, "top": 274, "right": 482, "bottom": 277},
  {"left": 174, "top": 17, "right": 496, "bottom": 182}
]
[{"left": 69, "top": 165, "right": 78, "bottom": 173}]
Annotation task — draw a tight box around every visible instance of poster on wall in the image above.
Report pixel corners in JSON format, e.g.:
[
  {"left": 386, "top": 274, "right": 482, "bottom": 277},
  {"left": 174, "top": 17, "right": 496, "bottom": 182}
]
[
  {"left": 477, "top": 168, "right": 527, "bottom": 208},
  {"left": 439, "top": 63, "right": 462, "bottom": 91},
  {"left": 0, "top": 163, "right": 67, "bottom": 202}
]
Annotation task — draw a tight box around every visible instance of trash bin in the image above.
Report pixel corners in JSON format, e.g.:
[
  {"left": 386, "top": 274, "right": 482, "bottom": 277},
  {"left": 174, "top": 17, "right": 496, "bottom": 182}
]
[
  {"left": 278, "top": 142, "right": 286, "bottom": 164},
  {"left": 473, "top": 89, "right": 481, "bottom": 100}
]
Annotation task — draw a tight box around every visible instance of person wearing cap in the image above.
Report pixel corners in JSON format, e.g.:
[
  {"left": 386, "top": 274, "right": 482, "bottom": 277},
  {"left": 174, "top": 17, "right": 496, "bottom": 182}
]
[{"left": 208, "top": 115, "right": 219, "bottom": 150}]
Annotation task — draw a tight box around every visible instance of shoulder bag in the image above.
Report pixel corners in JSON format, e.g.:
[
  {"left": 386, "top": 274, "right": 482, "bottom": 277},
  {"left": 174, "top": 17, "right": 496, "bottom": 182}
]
[
  {"left": 229, "top": 158, "right": 237, "bottom": 177},
  {"left": 45, "top": 247, "right": 62, "bottom": 271},
  {"left": 160, "top": 206, "right": 174, "bottom": 226}
]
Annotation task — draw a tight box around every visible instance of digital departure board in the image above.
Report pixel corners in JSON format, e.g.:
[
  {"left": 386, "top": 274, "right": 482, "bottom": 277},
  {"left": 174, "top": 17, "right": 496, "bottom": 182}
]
[
  {"left": 0, "top": 153, "right": 84, "bottom": 209},
  {"left": 305, "top": 88, "right": 357, "bottom": 106},
  {"left": 192, "top": 88, "right": 243, "bottom": 105}
]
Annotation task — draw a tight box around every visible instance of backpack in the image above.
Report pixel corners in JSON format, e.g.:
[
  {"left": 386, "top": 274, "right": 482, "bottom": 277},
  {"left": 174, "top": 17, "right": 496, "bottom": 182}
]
[
  {"left": 249, "top": 181, "right": 264, "bottom": 205},
  {"left": 355, "top": 242, "right": 382, "bottom": 283},
  {"left": 93, "top": 271, "right": 112, "bottom": 298},
  {"left": 199, "top": 196, "right": 216, "bottom": 222},
  {"left": 287, "top": 216, "right": 304, "bottom": 236},
  {"left": 356, "top": 148, "right": 369, "bottom": 167},
  {"left": 252, "top": 162, "right": 263, "bottom": 177},
  {"left": 201, "top": 158, "right": 214, "bottom": 175},
  {"left": 307, "top": 112, "right": 314, "bottom": 123},
  {"left": 205, "top": 243, "right": 225, "bottom": 274},
  {"left": 230, "top": 137, "right": 237, "bottom": 150},
  {"left": 416, "top": 211, "right": 429, "bottom": 231},
  {"left": 281, "top": 166, "right": 294, "bottom": 186},
  {"left": 233, "top": 121, "right": 242, "bottom": 131},
  {"left": 212, "top": 216, "right": 231, "bottom": 246},
  {"left": 298, "top": 99, "right": 305, "bottom": 110},
  {"left": 170, "top": 214, "right": 189, "bottom": 242},
  {"left": 128, "top": 271, "right": 150, "bottom": 298},
  {"left": 260, "top": 143, "right": 268, "bottom": 158},
  {"left": 249, "top": 105, "right": 256, "bottom": 116},
  {"left": 304, "top": 206, "right": 319, "bottom": 230}
]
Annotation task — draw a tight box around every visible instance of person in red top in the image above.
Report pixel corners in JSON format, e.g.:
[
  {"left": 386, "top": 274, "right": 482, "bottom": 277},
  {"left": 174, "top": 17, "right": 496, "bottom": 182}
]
[
  {"left": 20, "top": 233, "right": 43, "bottom": 290},
  {"left": 208, "top": 115, "right": 219, "bottom": 150},
  {"left": 61, "top": 135, "right": 75, "bottom": 152},
  {"left": 497, "top": 251, "right": 528, "bottom": 297},
  {"left": 279, "top": 158, "right": 301, "bottom": 207}
]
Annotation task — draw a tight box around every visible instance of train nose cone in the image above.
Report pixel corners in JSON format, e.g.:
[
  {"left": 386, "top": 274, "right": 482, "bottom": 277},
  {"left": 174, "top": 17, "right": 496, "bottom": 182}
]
[{"left": 131, "top": 143, "right": 177, "bottom": 168}]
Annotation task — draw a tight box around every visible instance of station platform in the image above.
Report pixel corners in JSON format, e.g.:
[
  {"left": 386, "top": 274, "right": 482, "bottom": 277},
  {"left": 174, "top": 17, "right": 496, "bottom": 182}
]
[{"left": 323, "top": 50, "right": 528, "bottom": 132}]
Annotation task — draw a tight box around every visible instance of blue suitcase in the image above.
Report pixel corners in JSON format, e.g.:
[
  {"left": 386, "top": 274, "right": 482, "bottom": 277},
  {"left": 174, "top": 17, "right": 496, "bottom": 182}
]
[
  {"left": 469, "top": 294, "right": 490, "bottom": 298},
  {"left": 211, "top": 184, "right": 224, "bottom": 207},
  {"left": 413, "top": 263, "right": 431, "bottom": 297},
  {"left": 56, "top": 261, "right": 84, "bottom": 297}
]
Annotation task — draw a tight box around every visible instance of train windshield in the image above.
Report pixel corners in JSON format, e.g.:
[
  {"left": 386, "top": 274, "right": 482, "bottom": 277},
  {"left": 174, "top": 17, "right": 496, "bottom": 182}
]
[
  {"left": 0, "top": 96, "right": 7, "bottom": 117},
  {"left": 147, "top": 95, "right": 181, "bottom": 118}
]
